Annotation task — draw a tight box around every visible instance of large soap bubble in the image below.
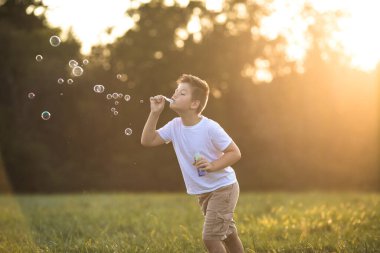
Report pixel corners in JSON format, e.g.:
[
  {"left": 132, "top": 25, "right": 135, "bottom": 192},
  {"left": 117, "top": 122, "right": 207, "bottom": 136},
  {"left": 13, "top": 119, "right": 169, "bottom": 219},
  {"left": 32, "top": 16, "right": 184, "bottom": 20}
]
[
  {"left": 41, "top": 111, "right": 51, "bottom": 120},
  {"left": 124, "top": 128, "right": 133, "bottom": 136},
  {"left": 72, "top": 66, "right": 84, "bottom": 76},
  {"left": 49, "top": 36, "right": 61, "bottom": 47},
  {"left": 28, "top": 92, "right": 35, "bottom": 99},
  {"left": 93, "top": 84, "right": 105, "bottom": 93},
  {"left": 36, "top": 55, "right": 43, "bottom": 62},
  {"left": 69, "top": 60, "right": 78, "bottom": 68}
]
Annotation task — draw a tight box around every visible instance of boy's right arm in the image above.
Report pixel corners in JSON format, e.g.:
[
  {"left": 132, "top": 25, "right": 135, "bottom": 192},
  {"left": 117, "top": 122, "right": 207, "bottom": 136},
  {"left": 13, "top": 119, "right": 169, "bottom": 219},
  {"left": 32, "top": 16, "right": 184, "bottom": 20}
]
[{"left": 141, "top": 95, "right": 166, "bottom": 147}]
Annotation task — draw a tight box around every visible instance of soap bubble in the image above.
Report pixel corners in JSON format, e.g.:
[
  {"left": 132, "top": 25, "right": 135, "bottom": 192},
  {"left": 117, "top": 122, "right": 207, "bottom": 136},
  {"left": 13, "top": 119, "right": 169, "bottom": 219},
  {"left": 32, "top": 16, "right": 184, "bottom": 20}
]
[
  {"left": 72, "top": 66, "right": 83, "bottom": 76},
  {"left": 58, "top": 78, "right": 64, "bottom": 84},
  {"left": 41, "top": 111, "right": 51, "bottom": 120},
  {"left": 118, "top": 93, "right": 123, "bottom": 98},
  {"left": 115, "top": 101, "right": 119, "bottom": 105},
  {"left": 124, "top": 95, "right": 131, "bottom": 101},
  {"left": 49, "top": 35, "right": 61, "bottom": 47},
  {"left": 67, "top": 79, "right": 74, "bottom": 84},
  {"left": 113, "top": 111, "right": 118, "bottom": 116},
  {"left": 112, "top": 93, "right": 118, "bottom": 99},
  {"left": 117, "top": 73, "right": 128, "bottom": 82},
  {"left": 125, "top": 128, "right": 132, "bottom": 135},
  {"left": 106, "top": 94, "right": 112, "bottom": 100},
  {"left": 36, "top": 55, "right": 43, "bottom": 62},
  {"left": 28, "top": 92, "right": 35, "bottom": 99},
  {"left": 111, "top": 107, "right": 116, "bottom": 112},
  {"left": 82, "top": 59, "right": 89, "bottom": 65},
  {"left": 69, "top": 60, "right": 78, "bottom": 68},
  {"left": 93, "top": 84, "right": 105, "bottom": 93}
]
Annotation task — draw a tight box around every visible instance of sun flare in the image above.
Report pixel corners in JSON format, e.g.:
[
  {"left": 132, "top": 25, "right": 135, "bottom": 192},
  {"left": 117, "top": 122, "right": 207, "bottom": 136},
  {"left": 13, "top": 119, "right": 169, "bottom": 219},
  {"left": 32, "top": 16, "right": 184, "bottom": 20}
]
[{"left": 38, "top": 0, "right": 380, "bottom": 72}]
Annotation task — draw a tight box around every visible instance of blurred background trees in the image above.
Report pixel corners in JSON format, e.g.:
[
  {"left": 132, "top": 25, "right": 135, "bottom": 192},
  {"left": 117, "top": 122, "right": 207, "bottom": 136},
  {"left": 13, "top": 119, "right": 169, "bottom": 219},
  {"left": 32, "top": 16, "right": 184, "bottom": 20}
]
[{"left": 0, "top": 0, "right": 378, "bottom": 193}]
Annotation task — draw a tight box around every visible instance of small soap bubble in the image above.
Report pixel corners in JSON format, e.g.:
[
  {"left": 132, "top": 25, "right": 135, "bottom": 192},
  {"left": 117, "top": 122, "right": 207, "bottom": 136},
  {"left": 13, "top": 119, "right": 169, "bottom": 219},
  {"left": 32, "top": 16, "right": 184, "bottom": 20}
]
[
  {"left": 41, "top": 111, "right": 51, "bottom": 120},
  {"left": 82, "top": 59, "right": 89, "bottom": 65},
  {"left": 28, "top": 92, "right": 35, "bottom": 99},
  {"left": 124, "top": 95, "right": 131, "bottom": 101},
  {"left": 58, "top": 78, "right": 64, "bottom": 84},
  {"left": 36, "top": 55, "right": 43, "bottom": 62},
  {"left": 113, "top": 111, "right": 118, "bottom": 116},
  {"left": 111, "top": 107, "right": 116, "bottom": 112},
  {"left": 118, "top": 74, "right": 128, "bottom": 82},
  {"left": 69, "top": 60, "right": 78, "bottom": 68},
  {"left": 67, "top": 79, "right": 74, "bottom": 84},
  {"left": 125, "top": 128, "right": 132, "bottom": 135},
  {"left": 93, "top": 84, "right": 105, "bottom": 93},
  {"left": 49, "top": 35, "right": 61, "bottom": 47},
  {"left": 118, "top": 93, "right": 123, "bottom": 98},
  {"left": 115, "top": 101, "right": 119, "bottom": 105},
  {"left": 106, "top": 94, "right": 112, "bottom": 100},
  {"left": 112, "top": 93, "right": 118, "bottom": 99},
  {"left": 72, "top": 66, "right": 84, "bottom": 76}
]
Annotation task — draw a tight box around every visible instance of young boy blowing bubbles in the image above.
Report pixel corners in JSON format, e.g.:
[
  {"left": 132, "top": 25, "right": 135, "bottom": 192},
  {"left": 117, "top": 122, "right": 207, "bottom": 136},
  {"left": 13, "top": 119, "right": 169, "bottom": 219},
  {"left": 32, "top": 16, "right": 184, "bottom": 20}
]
[{"left": 141, "top": 74, "right": 244, "bottom": 253}]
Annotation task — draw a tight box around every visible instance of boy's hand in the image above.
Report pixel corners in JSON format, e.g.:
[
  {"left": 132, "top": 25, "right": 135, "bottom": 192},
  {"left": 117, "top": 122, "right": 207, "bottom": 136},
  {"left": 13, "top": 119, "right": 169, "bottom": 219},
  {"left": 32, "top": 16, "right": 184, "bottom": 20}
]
[
  {"left": 193, "top": 156, "right": 215, "bottom": 172},
  {"left": 150, "top": 95, "right": 165, "bottom": 114}
]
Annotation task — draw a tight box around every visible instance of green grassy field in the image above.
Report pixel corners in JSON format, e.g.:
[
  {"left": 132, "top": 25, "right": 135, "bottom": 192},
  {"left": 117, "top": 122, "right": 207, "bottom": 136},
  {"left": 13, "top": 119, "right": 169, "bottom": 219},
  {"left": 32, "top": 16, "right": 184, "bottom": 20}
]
[{"left": 0, "top": 192, "right": 379, "bottom": 253}]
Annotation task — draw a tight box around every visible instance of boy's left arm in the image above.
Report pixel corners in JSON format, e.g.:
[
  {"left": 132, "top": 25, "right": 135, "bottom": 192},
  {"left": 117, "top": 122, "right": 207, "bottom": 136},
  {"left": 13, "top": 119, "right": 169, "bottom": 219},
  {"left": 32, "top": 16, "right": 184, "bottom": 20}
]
[{"left": 194, "top": 141, "right": 241, "bottom": 172}]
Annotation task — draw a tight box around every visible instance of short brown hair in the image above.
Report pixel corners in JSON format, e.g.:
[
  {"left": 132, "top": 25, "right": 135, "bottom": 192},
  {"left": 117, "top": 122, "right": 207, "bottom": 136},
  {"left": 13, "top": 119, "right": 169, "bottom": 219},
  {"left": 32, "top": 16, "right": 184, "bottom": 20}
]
[{"left": 176, "top": 74, "right": 210, "bottom": 113}]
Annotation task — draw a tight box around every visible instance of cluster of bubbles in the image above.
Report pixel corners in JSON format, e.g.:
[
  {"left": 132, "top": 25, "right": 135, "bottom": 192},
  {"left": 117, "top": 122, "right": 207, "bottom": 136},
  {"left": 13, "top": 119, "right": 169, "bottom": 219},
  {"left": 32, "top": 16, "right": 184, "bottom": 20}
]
[
  {"left": 105, "top": 91, "right": 132, "bottom": 116},
  {"left": 31, "top": 36, "right": 135, "bottom": 136},
  {"left": 68, "top": 60, "right": 84, "bottom": 77}
]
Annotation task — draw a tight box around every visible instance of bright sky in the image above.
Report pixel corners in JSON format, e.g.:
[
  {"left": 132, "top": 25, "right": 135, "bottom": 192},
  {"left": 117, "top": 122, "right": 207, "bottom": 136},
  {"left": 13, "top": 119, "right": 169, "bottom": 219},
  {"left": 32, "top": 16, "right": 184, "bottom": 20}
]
[
  {"left": 258, "top": 0, "right": 380, "bottom": 72},
  {"left": 34, "top": 0, "right": 380, "bottom": 75}
]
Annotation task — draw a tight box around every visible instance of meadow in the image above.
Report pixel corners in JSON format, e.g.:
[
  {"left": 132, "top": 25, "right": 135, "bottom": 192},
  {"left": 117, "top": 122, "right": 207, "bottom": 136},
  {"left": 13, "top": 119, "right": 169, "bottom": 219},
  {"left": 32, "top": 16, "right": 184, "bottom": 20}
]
[{"left": 0, "top": 192, "right": 379, "bottom": 252}]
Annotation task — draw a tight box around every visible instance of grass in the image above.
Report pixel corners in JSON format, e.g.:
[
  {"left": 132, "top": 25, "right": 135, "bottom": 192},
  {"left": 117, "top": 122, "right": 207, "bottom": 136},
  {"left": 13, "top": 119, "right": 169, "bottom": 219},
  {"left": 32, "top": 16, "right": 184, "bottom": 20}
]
[{"left": 0, "top": 191, "right": 379, "bottom": 252}]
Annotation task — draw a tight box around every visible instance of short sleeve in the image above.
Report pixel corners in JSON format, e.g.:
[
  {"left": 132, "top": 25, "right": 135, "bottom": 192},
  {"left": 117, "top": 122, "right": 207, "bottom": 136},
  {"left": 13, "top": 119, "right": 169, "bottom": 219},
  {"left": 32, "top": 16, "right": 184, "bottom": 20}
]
[
  {"left": 209, "top": 121, "right": 232, "bottom": 151},
  {"left": 157, "top": 119, "right": 174, "bottom": 144}
]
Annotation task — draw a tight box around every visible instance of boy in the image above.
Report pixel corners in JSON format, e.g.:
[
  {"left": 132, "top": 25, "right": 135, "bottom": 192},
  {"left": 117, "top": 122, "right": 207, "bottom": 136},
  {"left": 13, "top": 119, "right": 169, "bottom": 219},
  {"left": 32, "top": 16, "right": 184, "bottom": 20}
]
[{"left": 141, "top": 74, "right": 244, "bottom": 253}]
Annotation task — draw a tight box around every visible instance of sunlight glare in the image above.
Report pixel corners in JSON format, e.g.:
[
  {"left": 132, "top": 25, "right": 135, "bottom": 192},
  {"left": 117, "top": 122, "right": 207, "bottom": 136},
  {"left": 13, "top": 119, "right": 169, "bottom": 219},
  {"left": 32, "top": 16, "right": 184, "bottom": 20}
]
[
  {"left": 40, "top": 0, "right": 380, "bottom": 71},
  {"left": 258, "top": 0, "right": 380, "bottom": 72},
  {"left": 42, "top": 0, "right": 137, "bottom": 55}
]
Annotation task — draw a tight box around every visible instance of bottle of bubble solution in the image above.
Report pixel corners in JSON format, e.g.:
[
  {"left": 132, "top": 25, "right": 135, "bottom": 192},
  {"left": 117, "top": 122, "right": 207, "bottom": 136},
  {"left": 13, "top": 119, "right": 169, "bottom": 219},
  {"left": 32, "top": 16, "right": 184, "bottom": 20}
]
[{"left": 194, "top": 152, "right": 206, "bottom": 177}]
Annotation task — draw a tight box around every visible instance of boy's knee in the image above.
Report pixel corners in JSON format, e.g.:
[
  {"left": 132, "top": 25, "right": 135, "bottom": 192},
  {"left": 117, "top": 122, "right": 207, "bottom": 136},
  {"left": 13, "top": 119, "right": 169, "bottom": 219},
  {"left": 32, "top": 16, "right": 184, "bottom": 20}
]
[
  {"left": 223, "top": 230, "right": 238, "bottom": 242},
  {"left": 203, "top": 240, "right": 227, "bottom": 253}
]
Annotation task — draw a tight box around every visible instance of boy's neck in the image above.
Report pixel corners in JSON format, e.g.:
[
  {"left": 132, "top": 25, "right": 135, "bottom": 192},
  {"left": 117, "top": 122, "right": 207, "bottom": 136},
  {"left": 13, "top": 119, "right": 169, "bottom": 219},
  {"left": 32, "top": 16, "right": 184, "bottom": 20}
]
[{"left": 179, "top": 112, "right": 202, "bottom": 126}]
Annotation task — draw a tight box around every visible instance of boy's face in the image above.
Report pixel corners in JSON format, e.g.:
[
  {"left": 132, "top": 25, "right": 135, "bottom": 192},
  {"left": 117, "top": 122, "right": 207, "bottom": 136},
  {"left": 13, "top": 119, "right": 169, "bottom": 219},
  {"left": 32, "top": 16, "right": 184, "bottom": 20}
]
[{"left": 169, "top": 83, "right": 200, "bottom": 113}]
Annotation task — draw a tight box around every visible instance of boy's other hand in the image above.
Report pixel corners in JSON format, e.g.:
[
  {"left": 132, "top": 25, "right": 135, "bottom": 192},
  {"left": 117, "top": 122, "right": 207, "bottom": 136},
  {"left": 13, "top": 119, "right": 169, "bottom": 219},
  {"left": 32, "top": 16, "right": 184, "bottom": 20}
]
[
  {"left": 193, "top": 157, "right": 214, "bottom": 172},
  {"left": 150, "top": 95, "right": 165, "bottom": 114}
]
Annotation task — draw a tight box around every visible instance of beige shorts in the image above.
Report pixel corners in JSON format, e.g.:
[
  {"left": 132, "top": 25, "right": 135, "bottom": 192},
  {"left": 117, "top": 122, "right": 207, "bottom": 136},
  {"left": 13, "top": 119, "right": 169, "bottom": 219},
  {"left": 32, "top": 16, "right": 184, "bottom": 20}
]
[{"left": 197, "top": 182, "right": 240, "bottom": 241}]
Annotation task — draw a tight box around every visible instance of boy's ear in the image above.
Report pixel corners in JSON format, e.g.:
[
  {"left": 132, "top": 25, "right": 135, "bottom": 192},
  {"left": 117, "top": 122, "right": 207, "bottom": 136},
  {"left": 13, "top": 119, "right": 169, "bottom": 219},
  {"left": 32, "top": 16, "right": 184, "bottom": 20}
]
[{"left": 191, "top": 100, "right": 200, "bottom": 111}]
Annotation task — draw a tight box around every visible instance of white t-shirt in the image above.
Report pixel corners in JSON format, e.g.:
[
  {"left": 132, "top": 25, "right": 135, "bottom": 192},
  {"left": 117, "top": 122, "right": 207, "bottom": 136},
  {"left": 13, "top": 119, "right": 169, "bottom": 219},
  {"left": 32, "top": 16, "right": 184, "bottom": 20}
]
[{"left": 157, "top": 115, "right": 237, "bottom": 195}]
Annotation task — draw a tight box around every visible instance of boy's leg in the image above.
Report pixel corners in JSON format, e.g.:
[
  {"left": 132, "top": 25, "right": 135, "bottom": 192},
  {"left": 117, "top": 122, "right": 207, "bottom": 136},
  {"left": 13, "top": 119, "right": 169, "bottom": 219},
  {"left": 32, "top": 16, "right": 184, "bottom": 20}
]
[
  {"left": 203, "top": 240, "right": 227, "bottom": 253},
  {"left": 223, "top": 231, "right": 244, "bottom": 253},
  {"left": 198, "top": 182, "right": 243, "bottom": 253}
]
